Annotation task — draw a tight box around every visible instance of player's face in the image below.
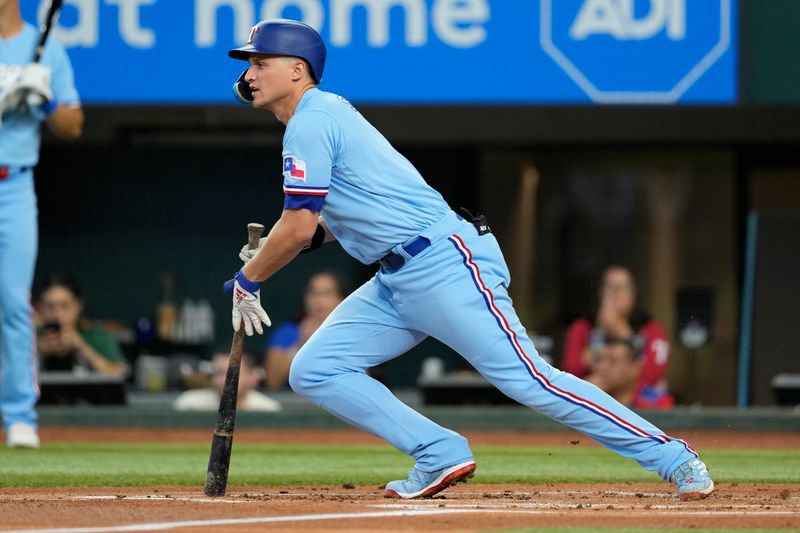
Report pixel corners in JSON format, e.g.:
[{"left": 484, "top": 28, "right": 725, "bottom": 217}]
[
  {"left": 245, "top": 54, "right": 297, "bottom": 109},
  {"left": 39, "top": 286, "right": 82, "bottom": 328}
]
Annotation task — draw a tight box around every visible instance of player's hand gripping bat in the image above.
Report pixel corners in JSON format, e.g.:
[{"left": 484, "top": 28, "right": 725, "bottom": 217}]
[{"left": 204, "top": 222, "right": 265, "bottom": 497}]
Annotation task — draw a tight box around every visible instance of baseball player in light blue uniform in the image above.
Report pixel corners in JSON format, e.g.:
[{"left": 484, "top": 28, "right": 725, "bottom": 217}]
[
  {"left": 0, "top": 0, "right": 82, "bottom": 448},
  {"left": 227, "top": 19, "right": 714, "bottom": 500}
]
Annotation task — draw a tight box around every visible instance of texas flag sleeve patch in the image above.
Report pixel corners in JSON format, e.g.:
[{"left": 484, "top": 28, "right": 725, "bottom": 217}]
[{"left": 283, "top": 156, "right": 306, "bottom": 180}]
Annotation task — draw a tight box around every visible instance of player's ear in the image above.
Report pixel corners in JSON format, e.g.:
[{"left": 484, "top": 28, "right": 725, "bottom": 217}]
[{"left": 291, "top": 59, "right": 309, "bottom": 82}]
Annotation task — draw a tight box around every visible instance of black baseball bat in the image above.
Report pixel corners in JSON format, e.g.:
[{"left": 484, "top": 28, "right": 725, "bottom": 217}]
[
  {"left": 33, "top": 0, "right": 63, "bottom": 63},
  {"left": 204, "top": 222, "right": 265, "bottom": 497}
]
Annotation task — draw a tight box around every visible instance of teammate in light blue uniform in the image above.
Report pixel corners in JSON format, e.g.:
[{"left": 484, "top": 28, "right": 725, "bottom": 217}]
[
  {"left": 227, "top": 19, "right": 714, "bottom": 500},
  {"left": 0, "top": 0, "right": 83, "bottom": 448}
]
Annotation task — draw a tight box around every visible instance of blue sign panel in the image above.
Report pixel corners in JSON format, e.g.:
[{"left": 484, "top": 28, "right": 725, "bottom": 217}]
[{"left": 21, "top": 0, "right": 737, "bottom": 104}]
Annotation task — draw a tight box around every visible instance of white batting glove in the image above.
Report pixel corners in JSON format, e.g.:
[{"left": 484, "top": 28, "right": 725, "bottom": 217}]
[
  {"left": 223, "top": 270, "right": 271, "bottom": 336},
  {"left": 16, "top": 64, "right": 53, "bottom": 103},
  {"left": 239, "top": 237, "right": 267, "bottom": 263},
  {"left": 0, "top": 79, "right": 24, "bottom": 125}
]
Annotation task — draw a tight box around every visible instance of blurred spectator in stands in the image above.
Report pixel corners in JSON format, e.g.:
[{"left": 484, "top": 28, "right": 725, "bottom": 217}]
[
  {"left": 562, "top": 265, "right": 670, "bottom": 390},
  {"left": 265, "top": 271, "right": 347, "bottom": 390},
  {"left": 36, "top": 274, "right": 126, "bottom": 377},
  {"left": 173, "top": 350, "right": 281, "bottom": 412},
  {"left": 587, "top": 336, "right": 674, "bottom": 409}
]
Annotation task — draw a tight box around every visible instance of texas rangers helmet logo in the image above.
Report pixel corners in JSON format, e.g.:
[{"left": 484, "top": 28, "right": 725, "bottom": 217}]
[
  {"left": 247, "top": 24, "right": 260, "bottom": 45},
  {"left": 283, "top": 156, "right": 306, "bottom": 180}
]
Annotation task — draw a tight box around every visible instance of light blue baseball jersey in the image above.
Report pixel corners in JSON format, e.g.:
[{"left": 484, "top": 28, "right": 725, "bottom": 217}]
[
  {"left": 1, "top": 25, "right": 78, "bottom": 432},
  {"left": 280, "top": 90, "right": 700, "bottom": 486},
  {"left": 0, "top": 23, "right": 80, "bottom": 166},
  {"left": 282, "top": 88, "right": 450, "bottom": 264}
]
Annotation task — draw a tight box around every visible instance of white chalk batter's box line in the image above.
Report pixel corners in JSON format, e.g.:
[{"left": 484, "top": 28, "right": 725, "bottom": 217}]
[
  {"left": 66, "top": 494, "right": 800, "bottom": 511},
  {"left": 3, "top": 507, "right": 800, "bottom": 533},
  {"left": 70, "top": 495, "right": 247, "bottom": 504},
  {"left": 372, "top": 502, "right": 800, "bottom": 511},
  {"left": 56, "top": 491, "right": 799, "bottom": 507}
]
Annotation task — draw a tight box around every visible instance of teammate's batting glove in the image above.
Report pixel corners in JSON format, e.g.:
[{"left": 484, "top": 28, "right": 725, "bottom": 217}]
[
  {"left": 0, "top": 85, "right": 19, "bottom": 127},
  {"left": 16, "top": 64, "right": 53, "bottom": 105},
  {"left": 239, "top": 237, "right": 267, "bottom": 263},
  {"left": 223, "top": 269, "right": 272, "bottom": 336}
]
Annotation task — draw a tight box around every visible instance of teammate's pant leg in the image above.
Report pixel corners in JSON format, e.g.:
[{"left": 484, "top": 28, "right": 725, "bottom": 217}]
[
  {"left": 289, "top": 276, "right": 472, "bottom": 471},
  {"left": 390, "top": 227, "right": 696, "bottom": 481},
  {"left": 0, "top": 172, "right": 39, "bottom": 431}
]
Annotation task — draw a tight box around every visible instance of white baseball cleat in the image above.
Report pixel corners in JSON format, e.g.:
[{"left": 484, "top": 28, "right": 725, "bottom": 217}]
[
  {"left": 7, "top": 423, "right": 40, "bottom": 449},
  {"left": 385, "top": 461, "right": 476, "bottom": 499},
  {"left": 670, "top": 458, "right": 714, "bottom": 500}
]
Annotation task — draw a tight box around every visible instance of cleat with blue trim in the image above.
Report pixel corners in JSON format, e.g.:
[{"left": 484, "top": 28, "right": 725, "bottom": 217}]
[
  {"left": 670, "top": 458, "right": 714, "bottom": 500},
  {"left": 384, "top": 461, "right": 476, "bottom": 499}
]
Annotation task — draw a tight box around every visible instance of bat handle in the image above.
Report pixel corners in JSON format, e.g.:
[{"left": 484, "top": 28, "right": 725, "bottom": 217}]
[{"left": 247, "top": 223, "right": 265, "bottom": 251}]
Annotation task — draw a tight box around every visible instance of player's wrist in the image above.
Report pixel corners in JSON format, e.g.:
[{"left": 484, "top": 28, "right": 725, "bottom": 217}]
[
  {"left": 41, "top": 99, "right": 58, "bottom": 116},
  {"left": 235, "top": 268, "right": 261, "bottom": 293}
]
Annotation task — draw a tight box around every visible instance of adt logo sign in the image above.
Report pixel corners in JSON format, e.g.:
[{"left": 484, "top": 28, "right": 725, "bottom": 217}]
[{"left": 541, "top": 0, "right": 733, "bottom": 103}]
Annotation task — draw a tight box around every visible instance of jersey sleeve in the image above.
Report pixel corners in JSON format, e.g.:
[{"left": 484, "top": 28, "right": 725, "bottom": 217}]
[
  {"left": 45, "top": 39, "right": 80, "bottom": 106},
  {"left": 281, "top": 110, "right": 340, "bottom": 213}
]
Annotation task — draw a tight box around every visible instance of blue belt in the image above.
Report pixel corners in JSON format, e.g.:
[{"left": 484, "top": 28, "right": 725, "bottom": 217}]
[{"left": 379, "top": 236, "right": 431, "bottom": 272}]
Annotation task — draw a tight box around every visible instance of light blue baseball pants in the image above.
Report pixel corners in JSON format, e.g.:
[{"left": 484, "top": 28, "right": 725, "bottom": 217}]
[
  {"left": 289, "top": 211, "right": 697, "bottom": 480},
  {"left": 0, "top": 169, "right": 39, "bottom": 431}
]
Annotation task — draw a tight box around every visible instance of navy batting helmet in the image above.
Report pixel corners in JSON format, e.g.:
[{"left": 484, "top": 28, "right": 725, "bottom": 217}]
[{"left": 229, "top": 19, "right": 326, "bottom": 83}]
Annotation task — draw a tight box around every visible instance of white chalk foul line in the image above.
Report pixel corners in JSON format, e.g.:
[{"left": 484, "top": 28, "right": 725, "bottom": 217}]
[
  {"left": 0, "top": 509, "right": 486, "bottom": 533},
  {"left": 3, "top": 506, "right": 799, "bottom": 533}
]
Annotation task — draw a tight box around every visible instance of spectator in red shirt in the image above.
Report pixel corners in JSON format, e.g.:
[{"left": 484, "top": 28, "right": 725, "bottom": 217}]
[{"left": 562, "top": 265, "right": 670, "bottom": 390}]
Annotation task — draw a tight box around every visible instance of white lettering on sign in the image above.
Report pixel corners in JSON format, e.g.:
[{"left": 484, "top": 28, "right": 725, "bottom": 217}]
[
  {"left": 196, "top": 0, "right": 255, "bottom": 47},
  {"left": 261, "top": 0, "right": 325, "bottom": 33},
  {"left": 43, "top": 0, "right": 156, "bottom": 48},
  {"left": 44, "top": 0, "right": 490, "bottom": 51},
  {"left": 432, "top": 0, "right": 489, "bottom": 48},
  {"left": 195, "top": 0, "right": 489, "bottom": 48},
  {"left": 106, "top": 0, "right": 157, "bottom": 48},
  {"left": 570, "top": 0, "right": 685, "bottom": 41},
  {"left": 331, "top": 0, "right": 427, "bottom": 47},
  {"left": 40, "top": 0, "right": 98, "bottom": 47}
]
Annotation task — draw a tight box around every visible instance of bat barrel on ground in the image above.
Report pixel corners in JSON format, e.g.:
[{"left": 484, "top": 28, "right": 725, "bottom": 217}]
[
  {"left": 33, "top": 0, "right": 63, "bottom": 63},
  {"left": 203, "top": 222, "right": 265, "bottom": 497}
]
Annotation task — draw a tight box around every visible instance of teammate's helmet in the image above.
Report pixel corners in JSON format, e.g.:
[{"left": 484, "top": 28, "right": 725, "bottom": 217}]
[{"left": 229, "top": 19, "right": 326, "bottom": 83}]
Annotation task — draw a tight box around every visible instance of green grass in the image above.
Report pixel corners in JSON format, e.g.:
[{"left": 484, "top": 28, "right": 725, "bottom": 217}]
[{"left": 0, "top": 444, "right": 797, "bottom": 487}]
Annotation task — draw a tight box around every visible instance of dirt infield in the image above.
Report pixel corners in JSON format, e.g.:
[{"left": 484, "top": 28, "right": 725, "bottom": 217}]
[
  {"left": 1, "top": 483, "right": 799, "bottom": 532},
  {"left": 1, "top": 428, "right": 798, "bottom": 532}
]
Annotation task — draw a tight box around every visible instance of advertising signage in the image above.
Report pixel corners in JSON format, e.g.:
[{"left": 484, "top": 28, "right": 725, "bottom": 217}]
[{"left": 22, "top": 0, "right": 737, "bottom": 104}]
